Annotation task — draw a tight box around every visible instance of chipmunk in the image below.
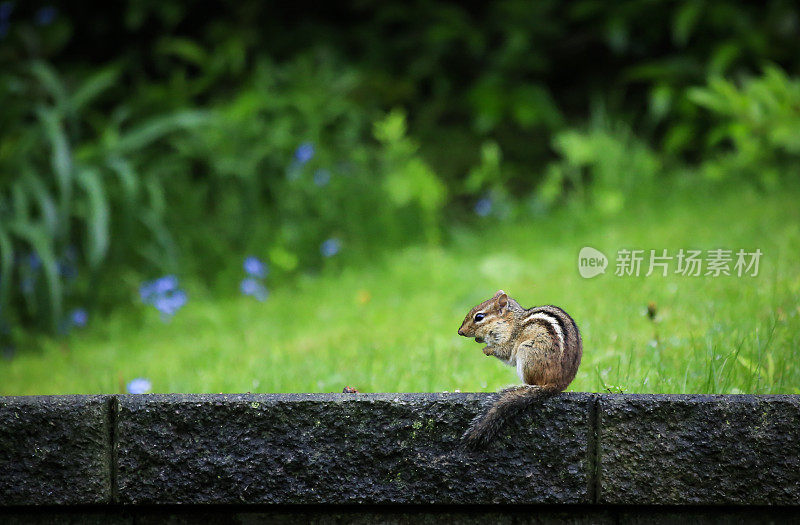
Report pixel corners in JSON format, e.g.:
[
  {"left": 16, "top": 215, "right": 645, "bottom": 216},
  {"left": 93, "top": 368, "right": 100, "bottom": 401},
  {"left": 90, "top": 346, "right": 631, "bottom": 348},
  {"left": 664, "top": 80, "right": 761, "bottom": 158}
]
[{"left": 457, "top": 290, "right": 582, "bottom": 449}]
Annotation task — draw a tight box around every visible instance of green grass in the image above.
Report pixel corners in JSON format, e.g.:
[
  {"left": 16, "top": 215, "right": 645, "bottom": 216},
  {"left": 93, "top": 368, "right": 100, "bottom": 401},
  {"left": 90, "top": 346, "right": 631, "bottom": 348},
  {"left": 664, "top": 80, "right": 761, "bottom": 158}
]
[{"left": 2, "top": 183, "right": 799, "bottom": 395}]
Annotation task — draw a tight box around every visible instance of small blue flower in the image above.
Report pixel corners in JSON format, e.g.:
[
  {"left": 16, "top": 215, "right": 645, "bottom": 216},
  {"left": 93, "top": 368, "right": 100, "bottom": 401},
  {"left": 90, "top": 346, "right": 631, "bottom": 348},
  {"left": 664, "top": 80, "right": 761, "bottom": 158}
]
[
  {"left": 34, "top": 6, "right": 56, "bottom": 26},
  {"left": 154, "top": 289, "right": 187, "bottom": 317},
  {"left": 313, "top": 169, "right": 331, "bottom": 187},
  {"left": 294, "top": 142, "right": 315, "bottom": 164},
  {"left": 154, "top": 295, "right": 172, "bottom": 315},
  {"left": 240, "top": 277, "right": 268, "bottom": 301},
  {"left": 320, "top": 238, "right": 341, "bottom": 258},
  {"left": 140, "top": 275, "right": 187, "bottom": 320},
  {"left": 0, "top": 2, "right": 14, "bottom": 21},
  {"left": 172, "top": 289, "right": 187, "bottom": 309},
  {"left": 70, "top": 308, "right": 88, "bottom": 328},
  {"left": 474, "top": 197, "right": 493, "bottom": 217},
  {"left": 243, "top": 256, "right": 267, "bottom": 278},
  {"left": 127, "top": 377, "right": 151, "bottom": 394},
  {"left": 153, "top": 274, "right": 178, "bottom": 295}
]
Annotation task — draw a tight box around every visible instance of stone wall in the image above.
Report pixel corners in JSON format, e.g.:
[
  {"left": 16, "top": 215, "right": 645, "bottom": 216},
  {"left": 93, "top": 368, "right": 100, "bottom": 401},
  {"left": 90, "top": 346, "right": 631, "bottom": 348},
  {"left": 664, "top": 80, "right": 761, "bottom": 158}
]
[{"left": 2, "top": 393, "right": 799, "bottom": 522}]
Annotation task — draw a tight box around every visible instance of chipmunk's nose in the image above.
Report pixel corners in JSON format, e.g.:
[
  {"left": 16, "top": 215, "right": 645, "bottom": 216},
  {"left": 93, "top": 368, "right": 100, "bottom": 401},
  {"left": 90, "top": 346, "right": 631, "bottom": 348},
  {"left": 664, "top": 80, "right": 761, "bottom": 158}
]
[{"left": 458, "top": 327, "right": 466, "bottom": 337}]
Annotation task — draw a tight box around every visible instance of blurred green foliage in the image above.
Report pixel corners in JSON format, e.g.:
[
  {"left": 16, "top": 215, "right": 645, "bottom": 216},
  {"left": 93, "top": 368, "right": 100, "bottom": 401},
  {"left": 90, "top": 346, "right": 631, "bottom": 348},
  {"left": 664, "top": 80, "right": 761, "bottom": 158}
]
[
  {"left": 0, "top": 60, "right": 206, "bottom": 334},
  {"left": 1, "top": 1, "right": 799, "bottom": 339},
  {"left": 538, "top": 118, "right": 662, "bottom": 215},
  {"left": 688, "top": 65, "right": 800, "bottom": 188}
]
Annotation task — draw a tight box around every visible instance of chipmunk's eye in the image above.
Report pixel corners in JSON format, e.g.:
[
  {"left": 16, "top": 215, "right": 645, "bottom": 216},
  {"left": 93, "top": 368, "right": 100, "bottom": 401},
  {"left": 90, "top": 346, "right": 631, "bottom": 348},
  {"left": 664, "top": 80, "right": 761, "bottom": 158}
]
[{"left": 474, "top": 313, "right": 485, "bottom": 323}]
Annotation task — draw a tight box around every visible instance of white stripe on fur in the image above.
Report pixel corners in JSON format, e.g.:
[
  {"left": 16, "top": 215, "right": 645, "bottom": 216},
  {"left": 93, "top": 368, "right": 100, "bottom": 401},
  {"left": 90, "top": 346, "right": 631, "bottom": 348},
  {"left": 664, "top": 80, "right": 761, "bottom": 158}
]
[{"left": 525, "top": 312, "right": 564, "bottom": 353}]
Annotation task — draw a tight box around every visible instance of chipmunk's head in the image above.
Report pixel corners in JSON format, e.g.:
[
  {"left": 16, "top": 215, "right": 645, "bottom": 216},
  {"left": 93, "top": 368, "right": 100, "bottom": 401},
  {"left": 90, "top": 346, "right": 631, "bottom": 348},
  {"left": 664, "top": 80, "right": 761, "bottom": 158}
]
[{"left": 458, "top": 290, "right": 515, "bottom": 350}]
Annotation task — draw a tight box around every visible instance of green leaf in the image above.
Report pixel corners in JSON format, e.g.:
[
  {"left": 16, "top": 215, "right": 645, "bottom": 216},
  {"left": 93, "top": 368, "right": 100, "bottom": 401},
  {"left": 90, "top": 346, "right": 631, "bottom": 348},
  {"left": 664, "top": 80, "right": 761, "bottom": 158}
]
[
  {"left": 673, "top": 2, "right": 703, "bottom": 47},
  {"left": 467, "top": 77, "right": 504, "bottom": 133},
  {"left": 662, "top": 123, "right": 694, "bottom": 154},
  {"left": 649, "top": 84, "right": 672, "bottom": 121},
  {"left": 7, "top": 222, "right": 62, "bottom": 331},
  {"left": 708, "top": 41, "right": 741, "bottom": 76},
  {"left": 765, "top": 354, "right": 775, "bottom": 384},
  {"left": 71, "top": 64, "right": 121, "bottom": 113},
  {"left": 115, "top": 110, "right": 210, "bottom": 153},
  {"left": 373, "top": 109, "right": 408, "bottom": 144},
  {"left": 29, "top": 61, "right": 68, "bottom": 109},
  {"left": 736, "top": 355, "right": 757, "bottom": 374},
  {"left": 76, "top": 169, "right": 110, "bottom": 269},
  {"left": 464, "top": 141, "right": 502, "bottom": 193},
  {"left": 0, "top": 224, "right": 13, "bottom": 316},
  {"left": 107, "top": 156, "right": 139, "bottom": 206},
  {"left": 511, "top": 84, "right": 563, "bottom": 129},
  {"left": 155, "top": 37, "right": 208, "bottom": 66},
  {"left": 144, "top": 177, "right": 166, "bottom": 217},
  {"left": 137, "top": 210, "right": 177, "bottom": 272},
  {"left": 537, "top": 164, "right": 567, "bottom": 205},
  {"left": 22, "top": 172, "right": 59, "bottom": 238},
  {"left": 687, "top": 85, "right": 730, "bottom": 114},
  {"left": 36, "top": 106, "right": 72, "bottom": 219},
  {"left": 11, "top": 181, "right": 31, "bottom": 222}
]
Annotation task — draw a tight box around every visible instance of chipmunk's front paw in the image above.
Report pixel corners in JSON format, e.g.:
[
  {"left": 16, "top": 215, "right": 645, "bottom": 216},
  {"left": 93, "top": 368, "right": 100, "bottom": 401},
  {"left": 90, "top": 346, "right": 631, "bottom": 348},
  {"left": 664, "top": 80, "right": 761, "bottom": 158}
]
[{"left": 482, "top": 345, "right": 494, "bottom": 356}]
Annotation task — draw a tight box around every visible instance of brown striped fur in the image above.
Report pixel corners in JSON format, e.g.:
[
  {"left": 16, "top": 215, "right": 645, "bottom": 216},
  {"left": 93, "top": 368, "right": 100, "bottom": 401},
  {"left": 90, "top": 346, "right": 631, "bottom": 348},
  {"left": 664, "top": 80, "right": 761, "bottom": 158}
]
[{"left": 457, "top": 290, "right": 582, "bottom": 449}]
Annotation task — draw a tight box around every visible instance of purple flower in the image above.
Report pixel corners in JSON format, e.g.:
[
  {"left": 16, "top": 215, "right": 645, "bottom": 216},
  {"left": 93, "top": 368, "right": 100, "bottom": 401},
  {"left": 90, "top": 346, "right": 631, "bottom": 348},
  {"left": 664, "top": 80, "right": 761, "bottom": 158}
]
[
  {"left": 240, "top": 278, "right": 268, "bottom": 301},
  {"left": 313, "top": 169, "right": 330, "bottom": 187},
  {"left": 474, "top": 197, "right": 492, "bottom": 217},
  {"left": 154, "top": 289, "right": 187, "bottom": 317},
  {"left": 34, "top": 6, "right": 56, "bottom": 26},
  {"left": 140, "top": 275, "right": 187, "bottom": 320},
  {"left": 153, "top": 296, "right": 172, "bottom": 315},
  {"left": 243, "top": 256, "right": 267, "bottom": 278},
  {"left": 320, "top": 238, "right": 341, "bottom": 258},
  {"left": 70, "top": 308, "right": 88, "bottom": 328},
  {"left": 127, "top": 378, "right": 151, "bottom": 394},
  {"left": 294, "top": 142, "right": 315, "bottom": 164},
  {"left": 153, "top": 275, "right": 178, "bottom": 295}
]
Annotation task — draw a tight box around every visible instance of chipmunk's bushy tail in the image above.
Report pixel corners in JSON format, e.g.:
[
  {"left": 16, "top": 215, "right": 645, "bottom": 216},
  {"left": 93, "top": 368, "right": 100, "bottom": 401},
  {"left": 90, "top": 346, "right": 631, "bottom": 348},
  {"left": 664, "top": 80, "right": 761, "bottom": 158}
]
[{"left": 462, "top": 384, "right": 563, "bottom": 450}]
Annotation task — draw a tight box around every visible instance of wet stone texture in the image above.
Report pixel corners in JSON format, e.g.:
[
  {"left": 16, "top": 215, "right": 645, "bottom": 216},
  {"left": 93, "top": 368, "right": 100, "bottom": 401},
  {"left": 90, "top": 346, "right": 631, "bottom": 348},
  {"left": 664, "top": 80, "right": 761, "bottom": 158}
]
[
  {"left": 115, "top": 392, "right": 593, "bottom": 504},
  {"left": 598, "top": 394, "right": 800, "bottom": 505},
  {"left": 0, "top": 395, "right": 112, "bottom": 505}
]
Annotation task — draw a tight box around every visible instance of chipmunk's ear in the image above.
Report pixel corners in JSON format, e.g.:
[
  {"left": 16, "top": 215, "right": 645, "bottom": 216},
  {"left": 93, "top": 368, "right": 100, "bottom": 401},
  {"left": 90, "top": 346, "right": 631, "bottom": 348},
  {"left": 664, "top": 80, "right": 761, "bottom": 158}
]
[{"left": 496, "top": 291, "right": 508, "bottom": 311}]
